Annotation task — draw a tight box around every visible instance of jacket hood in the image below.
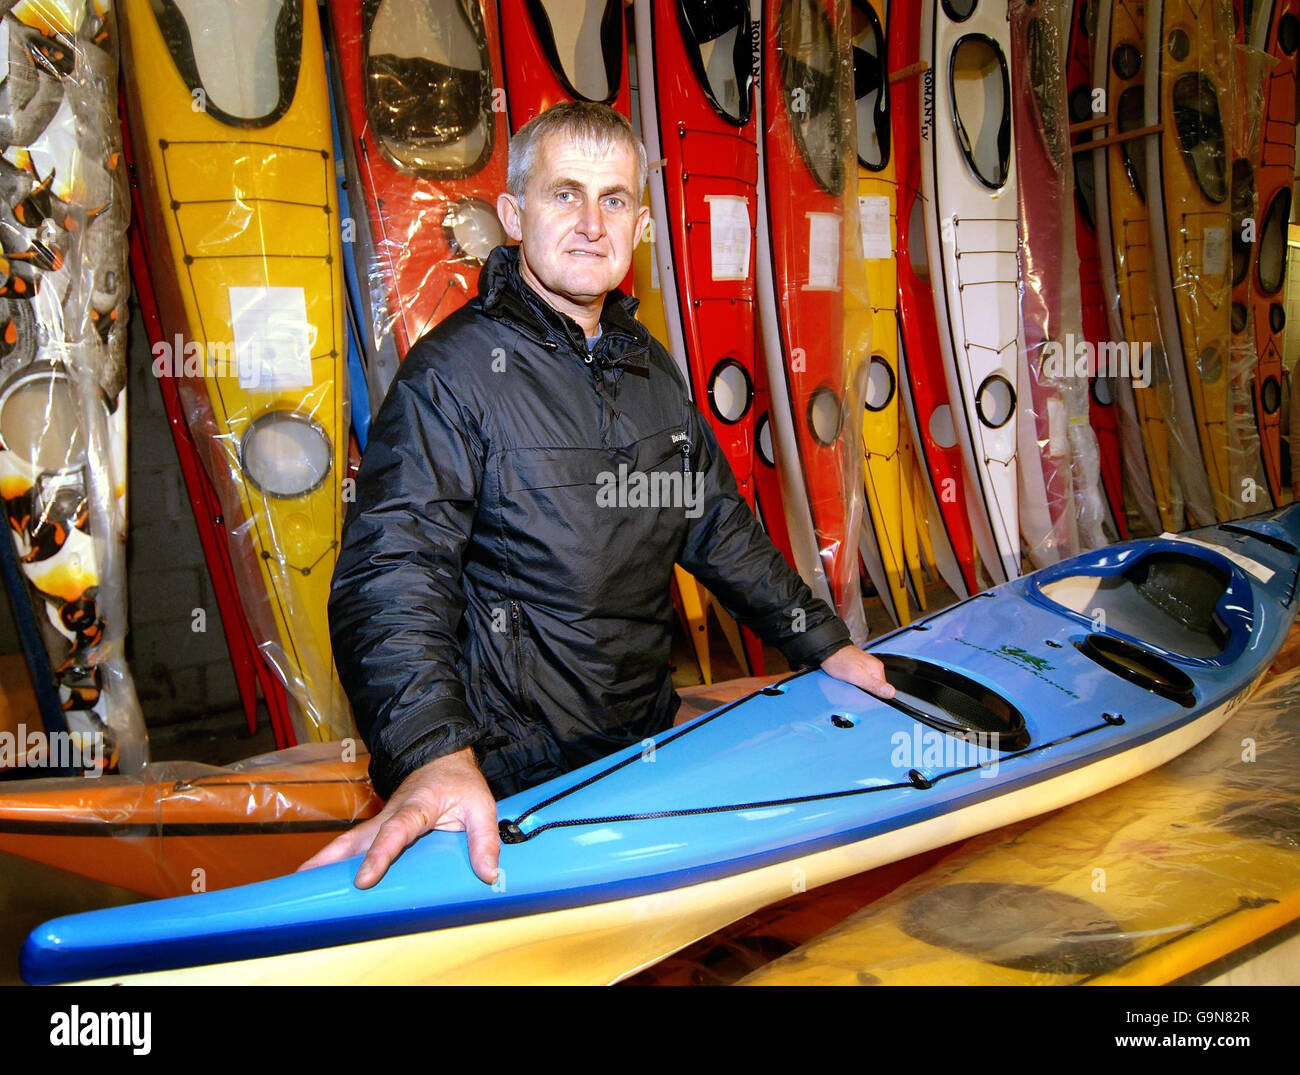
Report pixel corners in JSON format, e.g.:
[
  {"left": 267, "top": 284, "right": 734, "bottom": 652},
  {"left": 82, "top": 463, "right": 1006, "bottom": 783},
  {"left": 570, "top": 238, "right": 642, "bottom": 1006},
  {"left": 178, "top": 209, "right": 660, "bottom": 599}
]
[{"left": 477, "top": 244, "right": 649, "bottom": 366}]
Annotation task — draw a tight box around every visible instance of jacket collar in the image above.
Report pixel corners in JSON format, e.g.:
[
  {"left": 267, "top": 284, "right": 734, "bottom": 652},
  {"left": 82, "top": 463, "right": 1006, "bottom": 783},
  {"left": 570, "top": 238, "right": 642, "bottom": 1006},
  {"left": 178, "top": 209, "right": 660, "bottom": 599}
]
[{"left": 477, "top": 244, "right": 649, "bottom": 367}]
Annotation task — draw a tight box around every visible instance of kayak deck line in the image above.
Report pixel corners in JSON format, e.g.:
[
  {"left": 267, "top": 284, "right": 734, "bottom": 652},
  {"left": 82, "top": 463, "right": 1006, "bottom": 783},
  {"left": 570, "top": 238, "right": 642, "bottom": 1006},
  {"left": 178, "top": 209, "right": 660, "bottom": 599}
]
[{"left": 500, "top": 716, "right": 1124, "bottom": 843}]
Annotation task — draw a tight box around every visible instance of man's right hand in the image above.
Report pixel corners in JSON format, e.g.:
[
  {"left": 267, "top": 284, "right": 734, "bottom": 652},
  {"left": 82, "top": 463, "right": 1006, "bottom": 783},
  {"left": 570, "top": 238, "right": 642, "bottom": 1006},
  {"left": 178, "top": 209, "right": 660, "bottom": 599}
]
[{"left": 297, "top": 746, "right": 500, "bottom": 889}]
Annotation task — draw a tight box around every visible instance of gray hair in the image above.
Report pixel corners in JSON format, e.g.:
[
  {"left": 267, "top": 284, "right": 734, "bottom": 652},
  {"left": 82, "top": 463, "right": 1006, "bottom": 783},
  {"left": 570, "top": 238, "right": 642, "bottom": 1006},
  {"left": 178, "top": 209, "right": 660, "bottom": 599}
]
[{"left": 506, "top": 101, "right": 648, "bottom": 206}]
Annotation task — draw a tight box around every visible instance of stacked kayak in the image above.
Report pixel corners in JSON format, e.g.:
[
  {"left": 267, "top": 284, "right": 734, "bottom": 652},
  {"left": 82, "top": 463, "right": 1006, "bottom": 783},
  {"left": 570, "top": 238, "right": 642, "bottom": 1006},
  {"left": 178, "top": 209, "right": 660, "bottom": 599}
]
[
  {"left": 921, "top": 0, "right": 1022, "bottom": 585},
  {"left": 22, "top": 505, "right": 1300, "bottom": 985},
  {"left": 892, "top": 6, "right": 978, "bottom": 601},
  {"left": 1092, "top": 0, "right": 1180, "bottom": 534},
  {"left": 1067, "top": 0, "right": 1129, "bottom": 541},
  {"left": 0, "top": 745, "right": 379, "bottom": 898},
  {"left": 0, "top": 0, "right": 143, "bottom": 771},
  {"left": 327, "top": 0, "right": 509, "bottom": 370},
  {"left": 851, "top": 0, "right": 910, "bottom": 625},
  {"left": 1246, "top": 0, "right": 1297, "bottom": 506},
  {"left": 120, "top": 0, "right": 352, "bottom": 743},
  {"left": 634, "top": 0, "right": 766, "bottom": 673},
  {"left": 756, "top": 0, "right": 870, "bottom": 634},
  {"left": 1145, "top": 0, "right": 1235, "bottom": 524}
]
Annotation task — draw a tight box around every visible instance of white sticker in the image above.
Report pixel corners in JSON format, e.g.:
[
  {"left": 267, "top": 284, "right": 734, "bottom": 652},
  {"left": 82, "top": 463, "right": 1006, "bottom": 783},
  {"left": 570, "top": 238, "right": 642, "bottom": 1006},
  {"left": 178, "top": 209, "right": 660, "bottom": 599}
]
[
  {"left": 1202, "top": 227, "right": 1227, "bottom": 277},
  {"left": 706, "top": 195, "right": 751, "bottom": 280},
  {"left": 805, "top": 212, "right": 841, "bottom": 290},
  {"left": 0, "top": 21, "right": 9, "bottom": 84},
  {"left": 1160, "top": 532, "right": 1275, "bottom": 583},
  {"left": 858, "top": 196, "right": 892, "bottom": 260},
  {"left": 229, "top": 287, "right": 315, "bottom": 390},
  {"left": 1046, "top": 398, "right": 1067, "bottom": 452}
]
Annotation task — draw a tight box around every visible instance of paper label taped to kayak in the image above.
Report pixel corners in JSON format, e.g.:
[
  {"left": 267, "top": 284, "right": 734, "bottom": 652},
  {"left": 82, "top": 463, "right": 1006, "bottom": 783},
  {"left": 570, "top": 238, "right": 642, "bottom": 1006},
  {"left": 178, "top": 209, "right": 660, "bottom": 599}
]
[
  {"left": 858, "top": 196, "right": 892, "bottom": 260},
  {"left": 1161, "top": 533, "right": 1275, "bottom": 583},
  {"left": 706, "top": 195, "right": 751, "bottom": 280},
  {"left": 805, "top": 212, "right": 841, "bottom": 290},
  {"left": 229, "top": 287, "right": 315, "bottom": 390},
  {"left": 1201, "top": 228, "right": 1227, "bottom": 277}
]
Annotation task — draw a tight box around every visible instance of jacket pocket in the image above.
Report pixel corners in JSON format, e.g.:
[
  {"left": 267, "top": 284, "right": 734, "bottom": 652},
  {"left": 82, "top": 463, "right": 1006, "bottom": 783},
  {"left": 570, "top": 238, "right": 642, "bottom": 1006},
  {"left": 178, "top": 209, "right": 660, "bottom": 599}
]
[{"left": 500, "top": 446, "right": 609, "bottom": 493}]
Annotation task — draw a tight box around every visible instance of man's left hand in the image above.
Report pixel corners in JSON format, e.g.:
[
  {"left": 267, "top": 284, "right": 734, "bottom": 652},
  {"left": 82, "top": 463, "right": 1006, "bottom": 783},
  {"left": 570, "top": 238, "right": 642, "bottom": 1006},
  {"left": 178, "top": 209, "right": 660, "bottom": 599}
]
[{"left": 821, "top": 644, "right": 895, "bottom": 700}]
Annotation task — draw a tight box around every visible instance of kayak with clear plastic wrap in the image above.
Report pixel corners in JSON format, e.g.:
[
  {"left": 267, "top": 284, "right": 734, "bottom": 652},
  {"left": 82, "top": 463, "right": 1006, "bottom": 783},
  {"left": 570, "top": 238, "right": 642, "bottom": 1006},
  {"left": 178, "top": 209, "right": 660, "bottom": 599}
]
[
  {"left": 119, "top": 0, "right": 352, "bottom": 744},
  {"left": 21, "top": 506, "right": 1300, "bottom": 985},
  {"left": 0, "top": 746, "right": 379, "bottom": 899}
]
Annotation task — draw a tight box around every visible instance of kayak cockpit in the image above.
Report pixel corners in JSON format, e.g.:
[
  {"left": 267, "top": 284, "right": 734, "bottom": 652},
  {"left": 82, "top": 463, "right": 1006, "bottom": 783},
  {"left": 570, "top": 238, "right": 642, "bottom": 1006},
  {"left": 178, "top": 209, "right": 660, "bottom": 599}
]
[
  {"left": 365, "top": 0, "right": 496, "bottom": 176},
  {"left": 152, "top": 0, "right": 302, "bottom": 129},
  {"left": 1033, "top": 545, "right": 1252, "bottom": 663},
  {"left": 877, "top": 654, "right": 1030, "bottom": 751}
]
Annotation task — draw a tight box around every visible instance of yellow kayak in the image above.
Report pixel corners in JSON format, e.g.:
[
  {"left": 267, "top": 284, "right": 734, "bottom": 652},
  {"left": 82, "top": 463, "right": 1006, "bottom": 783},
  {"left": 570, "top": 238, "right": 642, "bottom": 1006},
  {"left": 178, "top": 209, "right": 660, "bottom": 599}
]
[
  {"left": 1093, "top": 0, "right": 1183, "bottom": 533},
  {"left": 1145, "top": 0, "right": 1237, "bottom": 524},
  {"left": 853, "top": 0, "right": 907, "bottom": 626},
  {"left": 120, "top": 0, "right": 351, "bottom": 742},
  {"left": 742, "top": 666, "right": 1300, "bottom": 985}
]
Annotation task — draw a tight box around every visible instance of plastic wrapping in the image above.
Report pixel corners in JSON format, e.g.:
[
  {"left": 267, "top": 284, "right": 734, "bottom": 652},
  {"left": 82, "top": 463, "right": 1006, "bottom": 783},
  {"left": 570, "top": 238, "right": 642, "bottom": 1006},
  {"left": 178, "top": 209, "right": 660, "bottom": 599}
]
[
  {"left": 851, "top": 0, "right": 911, "bottom": 626},
  {"left": 1145, "top": 0, "right": 1239, "bottom": 525},
  {"left": 120, "top": 0, "right": 353, "bottom": 745},
  {"left": 1011, "top": 0, "right": 1110, "bottom": 566},
  {"left": 740, "top": 658, "right": 1300, "bottom": 985},
  {"left": 0, "top": 742, "right": 379, "bottom": 898},
  {"left": 1244, "top": 0, "right": 1298, "bottom": 508},
  {"left": 756, "top": 0, "right": 870, "bottom": 639},
  {"left": 327, "top": 0, "right": 508, "bottom": 399},
  {"left": 1226, "top": 23, "right": 1273, "bottom": 518},
  {"left": 1066, "top": 0, "right": 1130, "bottom": 542},
  {"left": 1092, "top": 0, "right": 1195, "bottom": 534},
  {"left": 0, "top": 0, "right": 144, "bottom": 773}
]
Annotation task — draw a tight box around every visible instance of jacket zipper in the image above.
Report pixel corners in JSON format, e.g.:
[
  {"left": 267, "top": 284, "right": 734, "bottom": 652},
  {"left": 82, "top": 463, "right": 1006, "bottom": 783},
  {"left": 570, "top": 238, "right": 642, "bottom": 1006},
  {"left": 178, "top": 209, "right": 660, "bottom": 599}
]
[{"left": 510, "top": 600, "right": 529, "bottom": 711}]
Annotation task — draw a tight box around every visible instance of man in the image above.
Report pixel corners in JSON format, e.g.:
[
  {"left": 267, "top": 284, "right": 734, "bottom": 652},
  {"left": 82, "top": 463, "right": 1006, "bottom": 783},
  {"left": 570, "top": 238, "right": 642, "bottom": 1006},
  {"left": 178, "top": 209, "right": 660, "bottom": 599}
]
[{"left": 307, "top": 102, "right": 892, "bottom": 889}]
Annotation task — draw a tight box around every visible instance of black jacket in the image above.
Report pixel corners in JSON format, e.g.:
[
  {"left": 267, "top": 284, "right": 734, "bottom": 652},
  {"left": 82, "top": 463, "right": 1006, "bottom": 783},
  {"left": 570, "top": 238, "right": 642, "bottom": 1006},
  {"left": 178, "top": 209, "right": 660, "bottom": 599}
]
[{"left": 329, "top": 245, "right": 851, "bottom": 800}]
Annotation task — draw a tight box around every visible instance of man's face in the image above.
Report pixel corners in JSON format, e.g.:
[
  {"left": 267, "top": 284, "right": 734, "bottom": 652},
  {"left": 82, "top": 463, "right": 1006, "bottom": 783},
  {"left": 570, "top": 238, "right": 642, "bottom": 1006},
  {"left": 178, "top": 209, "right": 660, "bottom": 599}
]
[{"left": 497, "top": 132, "right": 650, "bottom": 318}]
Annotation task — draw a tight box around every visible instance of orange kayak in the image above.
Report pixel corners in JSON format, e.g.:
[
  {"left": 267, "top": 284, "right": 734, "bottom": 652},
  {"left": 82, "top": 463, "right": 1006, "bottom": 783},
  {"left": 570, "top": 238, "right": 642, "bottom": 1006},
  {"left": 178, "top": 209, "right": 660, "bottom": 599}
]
[{"left": 0, "top": 746, "right": 379, "bottom": 898}]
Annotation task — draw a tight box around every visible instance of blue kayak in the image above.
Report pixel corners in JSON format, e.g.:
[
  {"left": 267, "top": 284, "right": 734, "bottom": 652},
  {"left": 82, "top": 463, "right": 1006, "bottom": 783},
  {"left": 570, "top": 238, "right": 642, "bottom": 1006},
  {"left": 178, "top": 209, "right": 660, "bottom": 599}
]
[{"left": 22, "top": 508, "right": 1300, "bottom": 985}]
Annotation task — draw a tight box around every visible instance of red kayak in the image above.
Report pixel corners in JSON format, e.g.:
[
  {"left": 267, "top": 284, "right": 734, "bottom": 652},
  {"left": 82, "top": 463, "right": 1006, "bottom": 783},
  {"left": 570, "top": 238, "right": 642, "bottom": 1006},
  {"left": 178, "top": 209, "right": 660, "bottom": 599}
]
[
  {"left": 1010, "top": 0, "right": 1083, "bottom": 564},
  {"left": 753, "top": 363, "right": 797, "bottom": 570},
  {"left": 635, "top": 0, "right": 764, "bottom": 669},
  {"left": 328, "top": 0, "right": 510, "bottom": 358},
  {"left": 756, "top": 0, "right": 866, "bottom": 628},
  {"left": 1249, "top": 0, "right": 1298, "bottom": 504},
  {"left": 499, "top": 0, "right": 635, "bottom": 293},
  {"left": 498, "top": 0, "right": 632, "bottom": 126},
  {"left": 634, "top": 0, "right": 758, "bottom": 507},
  {"left": 890, "top": 7, "right": 977, "bottom": 597},
  {"left": 1066, "top": 0, "right": 1128, "bottom": 540}
]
